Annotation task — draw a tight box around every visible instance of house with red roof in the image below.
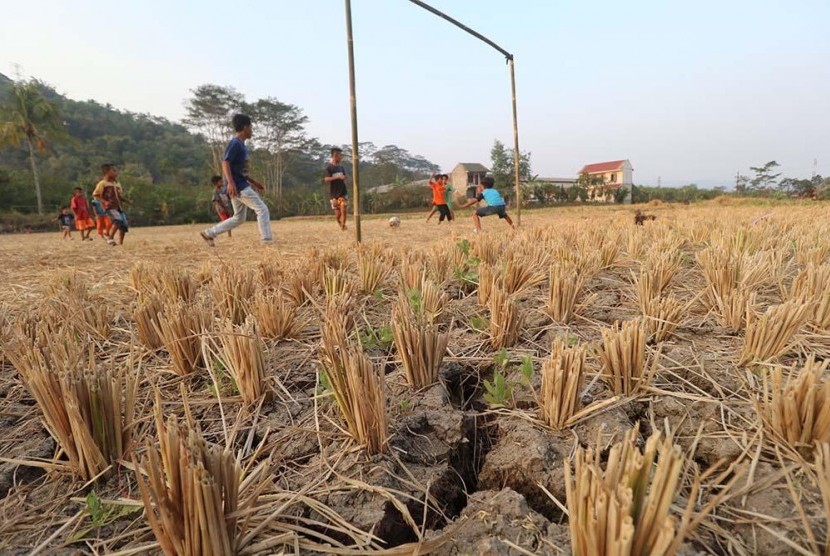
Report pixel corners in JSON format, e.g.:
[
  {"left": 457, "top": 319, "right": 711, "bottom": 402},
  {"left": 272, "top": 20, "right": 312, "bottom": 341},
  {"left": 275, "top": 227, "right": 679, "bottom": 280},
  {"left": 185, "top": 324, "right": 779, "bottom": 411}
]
[{"left": 578, "top": 159, "right": 633, "bottom": 203}]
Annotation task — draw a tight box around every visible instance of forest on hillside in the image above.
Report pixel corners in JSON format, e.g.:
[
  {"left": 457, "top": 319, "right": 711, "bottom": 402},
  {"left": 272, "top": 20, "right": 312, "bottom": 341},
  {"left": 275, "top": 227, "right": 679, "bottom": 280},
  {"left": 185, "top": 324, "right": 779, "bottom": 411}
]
[{"left": 0, "top": 74, "right": 440, "bottom": 228}]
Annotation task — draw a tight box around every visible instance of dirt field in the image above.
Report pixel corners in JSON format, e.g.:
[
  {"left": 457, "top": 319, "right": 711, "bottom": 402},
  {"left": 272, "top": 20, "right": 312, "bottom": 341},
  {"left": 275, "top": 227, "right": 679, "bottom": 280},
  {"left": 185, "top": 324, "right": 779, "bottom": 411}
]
[{"left": 3, "top": 201, "right": 830, "bottom": 555}]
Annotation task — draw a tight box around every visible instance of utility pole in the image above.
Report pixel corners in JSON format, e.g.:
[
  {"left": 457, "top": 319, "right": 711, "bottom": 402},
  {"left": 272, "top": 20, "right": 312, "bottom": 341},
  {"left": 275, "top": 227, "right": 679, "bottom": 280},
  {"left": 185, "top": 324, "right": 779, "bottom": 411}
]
[
  {"left": 407, "top": 0, "right": 522, "bottom": 225},
  {"left": 344, "top": 0, "right": 362, "bottom": 242}
]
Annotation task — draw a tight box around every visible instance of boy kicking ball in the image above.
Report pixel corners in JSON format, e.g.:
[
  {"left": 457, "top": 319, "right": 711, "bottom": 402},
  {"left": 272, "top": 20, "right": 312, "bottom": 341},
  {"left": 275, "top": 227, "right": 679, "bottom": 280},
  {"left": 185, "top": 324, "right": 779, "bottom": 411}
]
[{"left": 457, "top": 177, "right": 515, "bottom": 233}]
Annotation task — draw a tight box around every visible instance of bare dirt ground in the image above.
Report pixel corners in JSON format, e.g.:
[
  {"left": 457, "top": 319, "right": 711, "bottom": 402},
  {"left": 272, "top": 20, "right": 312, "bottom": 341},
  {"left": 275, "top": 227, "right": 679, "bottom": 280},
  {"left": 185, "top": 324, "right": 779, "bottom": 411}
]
[{"left": 2, "top": 201, "right": 830, "bottom": 555}]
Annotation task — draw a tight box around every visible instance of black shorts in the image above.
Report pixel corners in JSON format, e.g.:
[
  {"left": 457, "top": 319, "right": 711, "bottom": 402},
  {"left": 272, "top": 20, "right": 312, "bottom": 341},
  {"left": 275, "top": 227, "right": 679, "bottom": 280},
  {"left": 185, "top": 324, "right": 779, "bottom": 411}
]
[
  {"left": 475, "top": 205, "right": 508, "bottom": 219},
  {"left": 435, "top": 204, "right": 453, "bottom": 221}
]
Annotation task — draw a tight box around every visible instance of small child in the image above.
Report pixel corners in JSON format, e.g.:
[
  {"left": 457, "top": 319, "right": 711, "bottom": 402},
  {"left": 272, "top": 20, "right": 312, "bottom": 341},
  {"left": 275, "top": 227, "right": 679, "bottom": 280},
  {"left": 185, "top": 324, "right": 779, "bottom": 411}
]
[
  {"left": 426, "top": 174, "right": 454, "bottom": 224},
  {"left": 211, "top": 175, "right": 232, "bottom": 237},
  {"left": 457, "top": 177, "right": 515, "bottom": 233},
  {"left": 90, "top": 198, "right": 111, "bottom": 240},
  {"left": 70, "top": 187, "right": 95, "bottom": 241},
  {"left": 56, "top": 207, "right": 74, "bottom": 239}
]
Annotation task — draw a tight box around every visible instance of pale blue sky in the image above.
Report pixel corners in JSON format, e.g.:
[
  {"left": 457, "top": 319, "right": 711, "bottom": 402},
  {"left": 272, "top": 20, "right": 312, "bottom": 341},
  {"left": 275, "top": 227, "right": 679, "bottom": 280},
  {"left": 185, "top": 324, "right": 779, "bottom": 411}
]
[{"left": 2, "top": 0, "right": 828, "bottom": 186}]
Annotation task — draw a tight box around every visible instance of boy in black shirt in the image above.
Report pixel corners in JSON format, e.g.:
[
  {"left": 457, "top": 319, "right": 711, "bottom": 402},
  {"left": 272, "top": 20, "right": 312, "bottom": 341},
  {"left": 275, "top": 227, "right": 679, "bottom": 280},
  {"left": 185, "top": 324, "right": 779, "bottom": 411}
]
[{"left": 324, "top": 147, "right": 348, "bottom": 231}]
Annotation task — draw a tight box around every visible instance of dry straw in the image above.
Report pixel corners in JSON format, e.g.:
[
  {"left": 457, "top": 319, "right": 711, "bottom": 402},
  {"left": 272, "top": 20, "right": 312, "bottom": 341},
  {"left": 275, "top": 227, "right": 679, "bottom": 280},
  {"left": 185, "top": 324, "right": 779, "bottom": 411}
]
[
  {"left": 739, "top": 300, "right": 810, "bottom": 366},
  {"left": 814, "top": 443, "right": 830, "bottom": 556},
  {"left": 391, "top": 307, "right": 450, "bottom": 390},
  {"left": 218, "top": 317, "right": 266, "bottom": 405},
  {"left": 566, "top": 427, "right": 687, "bottom": 556},
  {"left": 137, "top": 401, "right": 267, "bottom": 556},
  {"left": 5, "top": 323, "right": 137, "bottom": 480},
  {"left": 134, "top": 293, "right": 165, "bottom": 350},
  {"left": 712, "top": 289, "right": 756, "bottom": 332},
  {"left": 758, "top": 356, "right": 830, "bottom": 447},
  {"left": 501, "top": 256, "right": 544, "bottom": 296},
  {"left": 357, "top": 253, "right": 389, "bottom": 294},
  {"left": 642, "top": 295, "right": 683, "bottom": 342},
  {"left": 540, "top": 338, "right": 587, "bottom": 429},
  {"left": 249, "top": 290, "right": 304, "bottom": 341},
  {"left": 155, "top": 301, "right": 211, "bottom": 376},
  {"left": 477, "top": 263, "right": 495, "bottom": 307},
  {"left": 488, "top": 286, "right": 523, "bottom": 349},
  {"left": 319, "top": 316, "right": 387, "bottom": 455},
  {"left": 397, "top": 279, "right": 447, "bottom": 325},
  {"left": 211, "top": 266, "right": 255, "bottom": 324},
  {"left": 547, "top": 264, "right": 585, "bottom": 324},
  {"left": 282, "top": 262, "right": 316, "bottom": 306},
  {"left": 597, "top": 320, "right": 654, "bottom": 396},
  {"left": 257, "top": 258, "right": 284, "bottom": 291},
  {"left": 130, "top": 262, "right": 197, "bottom": 303},
  {"left": 790, "top": 263, "right": 830, "bottom": 330},
  {"left": 323, "top": 267, "right": 353, "bottom": 300}
]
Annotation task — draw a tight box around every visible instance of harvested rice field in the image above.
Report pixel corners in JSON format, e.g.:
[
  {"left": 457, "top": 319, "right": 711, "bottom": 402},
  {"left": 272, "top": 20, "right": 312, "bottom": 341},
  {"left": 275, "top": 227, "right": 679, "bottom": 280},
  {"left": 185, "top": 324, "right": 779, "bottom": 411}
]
[{"left": 4, "top": 201, "right": 830, "bottom": 555}]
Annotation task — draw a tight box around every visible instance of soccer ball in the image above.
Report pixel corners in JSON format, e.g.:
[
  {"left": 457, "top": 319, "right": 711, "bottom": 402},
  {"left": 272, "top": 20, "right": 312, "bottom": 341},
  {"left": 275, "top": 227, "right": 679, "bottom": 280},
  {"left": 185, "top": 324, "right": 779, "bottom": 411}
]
[{"left": 388, "top": 216, "right": 401, "bottom": 228}]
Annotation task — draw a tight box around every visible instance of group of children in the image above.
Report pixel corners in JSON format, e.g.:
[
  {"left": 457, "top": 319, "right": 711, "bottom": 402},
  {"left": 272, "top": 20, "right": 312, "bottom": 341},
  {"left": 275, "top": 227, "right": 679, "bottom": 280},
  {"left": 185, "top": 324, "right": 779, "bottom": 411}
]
[
  {"left": 57, "top": 164, "right": 130, "bottom": 245},
  {"left": 424, "top": 172, "right": 514, "bottom": 232}
]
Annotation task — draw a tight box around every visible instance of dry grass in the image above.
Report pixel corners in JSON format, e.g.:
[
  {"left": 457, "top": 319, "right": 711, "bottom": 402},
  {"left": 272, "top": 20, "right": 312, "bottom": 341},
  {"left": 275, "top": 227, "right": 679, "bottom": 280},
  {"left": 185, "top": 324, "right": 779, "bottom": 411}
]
[
  {"left": 597, "top": 320, "right": 653, "bottom": 396},
  {"left": 357, "top": 253, "right": 389, "bottom": 294},
  {"left": 566, "top": 427, "right": 688, "bottom": 556},
  {"left": 547, "top": 263, "right": 585, "bottom": 324},
  {"left": 210, "top": 266, "right": 256, "bottom": 324},
  {"left": 814, "top": 443, "right": 830, "bottom": 556},
  {"left": 249, "top": 290, "right": 304, "bottom": 341},
  {"left": 739, "top": 299, "right": 811, "bottom": 366},
  {"left": 5, "top": 322, "right": 137, "bottom": 480},
  {"left": 539, "top": 338, "right": 587, "bottom": 429},
  {"left": 155, "top": 301, "right": 211, "bottom": 376},
  {"left": 323, "top": 267, "right": 353, "bottom": 300},
  {"left": 134, "top": 293, "right": 165, "bottom": 349},
  {"left": 488, "top": 286, "right": 523, "bottom": 349},
  {"left": 642, "top": 295, "right": 683, "bottom": 342},
  {"left": 712, "top": 289, "right": 757, "bottom": 331},
  {"left": 758, "top": 356, "right": 830, "bottom": 448},
  {"left": 391, "top": 309, "right": 450, "bottom": 390},
  {"left": 217, "top": 317, "right": 266, "bottom": 405}
]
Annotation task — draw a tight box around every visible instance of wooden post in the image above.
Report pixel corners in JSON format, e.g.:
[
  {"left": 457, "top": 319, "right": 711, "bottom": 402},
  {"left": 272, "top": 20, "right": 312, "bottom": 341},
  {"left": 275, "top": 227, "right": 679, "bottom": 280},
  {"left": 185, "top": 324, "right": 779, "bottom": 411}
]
[
  {"left": 344, "top": 0, "right": 362, "bottom": 243},
  {"left": 509, "top": 58, "right": 521, "bottom": 226}
]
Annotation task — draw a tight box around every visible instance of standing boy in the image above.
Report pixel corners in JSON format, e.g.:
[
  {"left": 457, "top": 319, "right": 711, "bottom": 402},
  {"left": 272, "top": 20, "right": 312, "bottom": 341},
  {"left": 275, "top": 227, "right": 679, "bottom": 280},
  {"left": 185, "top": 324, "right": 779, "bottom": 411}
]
[
  {"left": 457, "top": 177, "right": 516, "bottom": 233},
  {"left": 211, "top": 175, "right": 232, "bottom": 238},
  {"left": 69, "top": 187, "right": 95, "bottom": 241},
  {"left": 425, "top": 174, "right": 454, "bottom": 224},
  {"left": 56, "top": 207, "right": 74, "bottom": 240},
  {"left": 324, "top": 147, "right": 348, "bottom": 231},
  {"left": 92, "top": 164, "right": 130, "bottom": 246},
  {"left": 200, "top": 114, "right": 272, "bottom": 245}
]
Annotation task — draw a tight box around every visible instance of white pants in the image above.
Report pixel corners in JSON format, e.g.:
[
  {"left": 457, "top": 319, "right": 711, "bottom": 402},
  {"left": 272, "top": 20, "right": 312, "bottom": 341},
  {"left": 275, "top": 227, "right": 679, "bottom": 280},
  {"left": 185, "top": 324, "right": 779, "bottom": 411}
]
[{"left": 204, "top": 187, "right": 272, "bottom": 242}]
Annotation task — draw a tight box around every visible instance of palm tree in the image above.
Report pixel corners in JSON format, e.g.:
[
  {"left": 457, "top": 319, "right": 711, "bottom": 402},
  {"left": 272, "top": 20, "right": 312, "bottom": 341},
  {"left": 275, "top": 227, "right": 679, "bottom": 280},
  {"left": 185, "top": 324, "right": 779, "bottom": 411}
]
[{"left": 0, "top": 80, "right": 66, "bottom": 215}]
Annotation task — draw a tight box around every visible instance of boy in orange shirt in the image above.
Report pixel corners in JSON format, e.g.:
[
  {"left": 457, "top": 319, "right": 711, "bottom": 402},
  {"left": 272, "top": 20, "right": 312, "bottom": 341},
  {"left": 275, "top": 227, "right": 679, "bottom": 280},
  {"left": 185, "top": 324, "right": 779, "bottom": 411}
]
[{"left": 426, "top": 174, "right": 453, "bottom": 223}]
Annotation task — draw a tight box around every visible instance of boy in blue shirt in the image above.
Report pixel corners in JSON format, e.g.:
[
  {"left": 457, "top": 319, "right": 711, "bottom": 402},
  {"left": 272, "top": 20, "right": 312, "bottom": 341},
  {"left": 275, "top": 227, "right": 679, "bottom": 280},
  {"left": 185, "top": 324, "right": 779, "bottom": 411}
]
[
  {"left": 458, "top": 177, "right": 515, "bottom": 232},
  {"left": 200, "top": 114, "right": 272, "bottom": 246}
]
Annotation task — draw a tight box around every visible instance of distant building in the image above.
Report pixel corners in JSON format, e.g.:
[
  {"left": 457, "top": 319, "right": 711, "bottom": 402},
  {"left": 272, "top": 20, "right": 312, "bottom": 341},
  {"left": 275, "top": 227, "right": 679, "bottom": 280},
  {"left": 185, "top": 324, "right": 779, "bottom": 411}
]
[
  {"left": 578, "top": 160, "right": 633, "bottom": 203},
  {"left": 450, "top": 163, "right": 489, "bottom": 198}
]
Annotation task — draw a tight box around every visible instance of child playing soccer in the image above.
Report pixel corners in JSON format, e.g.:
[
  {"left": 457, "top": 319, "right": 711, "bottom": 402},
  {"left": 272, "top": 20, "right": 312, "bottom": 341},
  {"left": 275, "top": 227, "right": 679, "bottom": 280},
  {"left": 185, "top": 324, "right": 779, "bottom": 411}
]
[
  {"left": 69, "top": 187, "right": 95, "bottom": 241},
  {"left": 324, "top": 147, "right": 348, "bottom": 231},
  {"left": 56, "top": 207, "right": 74, "bottom": 239},
  {"left": 425, "top": 174, "right": 454, "bottom": 224},
  {"left": 90, "top": 198, "right": 111, "bottom": 240},
  {"left": 92, "top": 164, "right": 131, "bottom": 246},
  {"left": 457, "top": 177, "right": 515, "bottom": 233},
  {"left": 211, "top": 175, "right": 232, "bottom": 238}
]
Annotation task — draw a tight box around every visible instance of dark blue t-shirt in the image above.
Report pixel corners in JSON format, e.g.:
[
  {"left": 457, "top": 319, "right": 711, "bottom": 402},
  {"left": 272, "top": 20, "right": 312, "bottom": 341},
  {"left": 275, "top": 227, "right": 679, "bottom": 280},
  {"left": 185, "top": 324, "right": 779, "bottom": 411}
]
[{"left": 224, "top": 137, "right": 250, "bottom": 192}]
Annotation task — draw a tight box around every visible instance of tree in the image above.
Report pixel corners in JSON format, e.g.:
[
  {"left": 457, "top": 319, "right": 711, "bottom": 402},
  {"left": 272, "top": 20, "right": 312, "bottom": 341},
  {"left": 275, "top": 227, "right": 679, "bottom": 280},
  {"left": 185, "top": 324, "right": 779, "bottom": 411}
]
[
  {"left": 490, "top": 140, "right": 531, "bottom": 190},
  {"left": 0, "top": 79, "right": 67, "bottom": 214},
  {"left": 748, "top": 161, "right": 781, "bottom": 193},
  {"left": 183, "top": 85, "right": 243, "bottom": 173},
  {"left": 735, "top": 173, "right": 749, "bottom": 194},
  {"left": 246, "top": 97, "right": 308, "bottom": 197}
]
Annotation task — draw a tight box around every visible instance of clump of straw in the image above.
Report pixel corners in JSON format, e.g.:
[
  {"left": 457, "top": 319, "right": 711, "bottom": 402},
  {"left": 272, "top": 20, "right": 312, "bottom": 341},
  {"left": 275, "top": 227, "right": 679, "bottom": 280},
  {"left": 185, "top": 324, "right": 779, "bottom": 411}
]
[
  {"left": 597, "top": 320, "right": 654, "bottom": 395},
  {"left": 477, "top": 264, "right": 495, "bottom": 307},
  {"left": 249, "top": 291, "right": 304, "bottom": 341},
  {"left": 357, "top": 253, "right": 389, "bottom": 294},
  {"left": 134, "top": 293, "right": 165, "bottom": 350},
  {"left": 813, "top": 443, "right": 830, "bottom": 556},
  {"left": 758, "top": 356, "right": 830, "bottom": 447},
  {"left": 137, "top": 402, "right": 267, "bottom": 556},
  {"left": 391, "top": 305, "right": 450, "bottom": 390},
  {"left": 712, "top": 289, "right": 756, "bottom": 331},
  {"left": 642, "top": 295, "right": 683, "bottom": 342},
  {"left": 5, "top": 322, "right": 137, "bottom": 480},
  {"left": 489, "top": 286, "right": 523, "bottom": 349},
  {"left": 155, "top": 301, "right": 211, "bottom": 376},
  {"left": 540, "top": 338, "right": 587, "bottom": 429},
  {"left": 282, "top": 262, "right": 316, "bottom": 306},
  {"left": 319, "top": 317, "right": 387, "bottom": 454},
  {"left": 739, "top": 300, "right": 810, "bottom": 366},
  {"left": 130, "top": 262, "right": 197, "bottom": 303},
  {"left": 397, "top": 279, "right": 447, "bottom": 325},
  {"left": 566, "top": 427, "right": 687, "bottom": 556},
  {"left": 501, "top": 256, "right": 544, "bottom": 296},
  {"left": 790, "top": 263, "right": 830, "bottom": 330},
  {"left": 217, "top": 317, "right": 266, "bottom": 405},
  {"left": 210, "top": 266, "right": 255, "bottom": 324},
  {"left": 547, "top": 264, "right": 585, "bottom": 323},
  {"left": 257, "top": 258, "right": 284, "bottom": 291},
  {"left": 323, "top": 267, "right": 353, "bottom": 300}
]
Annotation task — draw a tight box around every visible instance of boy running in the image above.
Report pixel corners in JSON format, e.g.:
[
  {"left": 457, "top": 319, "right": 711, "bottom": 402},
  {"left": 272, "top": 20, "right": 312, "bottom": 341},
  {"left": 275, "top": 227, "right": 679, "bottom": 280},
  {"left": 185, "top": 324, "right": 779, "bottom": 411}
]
[
  {"left": 70, "top": 187, "right": 95, "bottom": 241},
  {"left": 458, "top": 177, "right": 516, "bottom": 233},
  {"left": 200, "top": 114, "right": 272, "bottom": 245},
  {"left": 211, "top": 175, "right": 232, "bottom": 238},
  {"left": 90, "top": 197, "right": 111, "bottom": 240},
  {"left": 56, "top": 207, "right": 74, "bottom": 239},
  {"left": 324, "top": 147, "right": 348, "bottom": 231},
  {"left": 92, "top": 164, "right": 130, "bottom": 246},
  {"left": 426, "top": 174, "right": 454, "bottom": 224}
]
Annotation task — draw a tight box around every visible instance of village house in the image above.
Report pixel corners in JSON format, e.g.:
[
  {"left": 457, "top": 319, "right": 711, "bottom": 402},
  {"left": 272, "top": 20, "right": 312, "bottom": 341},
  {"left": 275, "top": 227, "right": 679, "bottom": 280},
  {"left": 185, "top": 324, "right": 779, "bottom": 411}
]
[
  {"left": 578, "top": 160, "right": 633, "bottom": 203},
  {"left": 450, "top": 163, "right": 489, "bottom": 198}
]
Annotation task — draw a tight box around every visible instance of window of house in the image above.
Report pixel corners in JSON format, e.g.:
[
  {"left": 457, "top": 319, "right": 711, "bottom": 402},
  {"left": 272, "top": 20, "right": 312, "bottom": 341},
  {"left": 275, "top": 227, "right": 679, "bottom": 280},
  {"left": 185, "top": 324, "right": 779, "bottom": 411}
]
[{"left": 610, "top": 173, "right": 616, "bottom": 182}]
